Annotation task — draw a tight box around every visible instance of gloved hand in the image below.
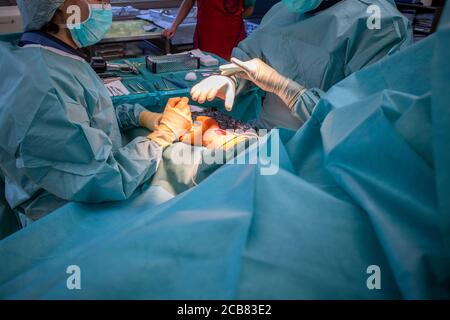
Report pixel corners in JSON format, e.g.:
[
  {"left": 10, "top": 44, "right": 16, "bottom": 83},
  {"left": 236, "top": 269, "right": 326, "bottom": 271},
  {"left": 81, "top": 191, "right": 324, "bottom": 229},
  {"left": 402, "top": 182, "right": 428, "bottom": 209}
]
[
  {"left": 148, "top": 97, "right": 193, "bottom": 147},
  {"left": 139, "top": 110, "right": 162, "bottom": 132},
  {"left": 190, "top": 75, "right": 237, "bottom": 112},
  {"left": 222, "top": 58, "right": 305, "bottom": 109}
]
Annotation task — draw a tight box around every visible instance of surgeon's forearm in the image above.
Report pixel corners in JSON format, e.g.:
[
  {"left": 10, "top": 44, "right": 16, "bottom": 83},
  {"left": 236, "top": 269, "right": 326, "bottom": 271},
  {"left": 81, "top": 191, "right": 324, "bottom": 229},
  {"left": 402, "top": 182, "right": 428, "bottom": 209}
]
[
  {"left": 110, "top": 138, "right": 163, "bottom": 198},
  {"left": 139, "top": 110, "right": 162, "bottom": 132},
  {"left": 22, "top": 135, "right": 163, "bottom": 203},
  {"left": 276, "top": 79, "right": 306, "bottom": 110},
  {"left": 290, "top": 88, "right": 324, "bottom": 123},
  {"left": 115, "top": 103, "right": 147, "bottom": 131},
  {"left": 172, "top": 0, "right": 195, "bottom": 29}
]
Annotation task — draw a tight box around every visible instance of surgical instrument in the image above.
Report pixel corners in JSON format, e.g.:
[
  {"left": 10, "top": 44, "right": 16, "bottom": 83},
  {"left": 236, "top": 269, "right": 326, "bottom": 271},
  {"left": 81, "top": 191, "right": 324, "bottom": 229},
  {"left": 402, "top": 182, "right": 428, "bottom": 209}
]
[
  {"left": 124, "top": 59, "right": 141, "bottom": 75},
  {"left": 91, "top": 57, "right": 139, "bottom": 75},
  {"left": 161, "top": 76, "right": 189, "bottom": 89},
  {"left": 127, "top": 82, "right": 148, "bottom": 94},
  {"left": 103, "top": 77, "right": 123, "bottom": 84},
  {"left": 146, "top": 53, "right": 200, "bottom": 74}
]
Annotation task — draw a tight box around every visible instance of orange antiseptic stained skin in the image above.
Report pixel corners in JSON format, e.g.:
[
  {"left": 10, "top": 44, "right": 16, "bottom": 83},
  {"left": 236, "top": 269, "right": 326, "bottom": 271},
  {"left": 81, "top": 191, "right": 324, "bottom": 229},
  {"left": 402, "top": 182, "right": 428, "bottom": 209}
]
[
  {"left": 180, "top": 116, "right": 244, "bottom": 150},
  {"left": 180, "top": 116, "right": 219, "bottom": 146}
]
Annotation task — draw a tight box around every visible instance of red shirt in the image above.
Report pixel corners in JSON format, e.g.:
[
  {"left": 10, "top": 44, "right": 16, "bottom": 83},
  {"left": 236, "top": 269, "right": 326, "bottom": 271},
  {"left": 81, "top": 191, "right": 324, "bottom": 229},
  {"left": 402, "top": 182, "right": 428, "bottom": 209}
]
[{"left": 194, "top": 0, "right": 246, "bottom": 60}]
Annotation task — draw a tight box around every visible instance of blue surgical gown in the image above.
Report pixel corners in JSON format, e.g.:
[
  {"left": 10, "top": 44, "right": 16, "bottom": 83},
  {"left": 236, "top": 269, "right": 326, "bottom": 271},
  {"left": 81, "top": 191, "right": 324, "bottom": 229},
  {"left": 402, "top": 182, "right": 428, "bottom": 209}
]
[
  {"left": 233, "top": 0, "right": 413, "bottom": 129},
  {"left": 0, "top": 34, "right": 162, "bottom": 223}
]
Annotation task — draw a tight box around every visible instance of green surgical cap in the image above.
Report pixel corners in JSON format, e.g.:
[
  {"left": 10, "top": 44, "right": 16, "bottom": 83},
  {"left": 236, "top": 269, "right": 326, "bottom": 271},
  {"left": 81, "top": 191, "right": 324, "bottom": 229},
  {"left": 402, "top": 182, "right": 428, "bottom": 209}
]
[{"left": 16, "top": 0, "right": 66, "bottom": 31}]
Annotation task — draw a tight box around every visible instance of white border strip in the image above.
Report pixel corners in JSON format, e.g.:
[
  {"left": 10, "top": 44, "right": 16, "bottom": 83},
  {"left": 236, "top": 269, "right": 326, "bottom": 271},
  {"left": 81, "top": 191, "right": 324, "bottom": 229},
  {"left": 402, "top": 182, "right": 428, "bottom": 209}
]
[{"left": 21, "top": 44, "right": 86, "bottom": 63}]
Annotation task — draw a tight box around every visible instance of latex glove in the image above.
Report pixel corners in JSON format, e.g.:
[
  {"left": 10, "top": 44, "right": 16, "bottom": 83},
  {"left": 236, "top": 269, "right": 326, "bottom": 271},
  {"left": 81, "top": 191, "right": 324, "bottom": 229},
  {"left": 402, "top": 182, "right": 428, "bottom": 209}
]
[
  {"left": 162, "top": 25, "right": 177, "bottom": 39},
  {"left": 190, "top": 75, "right": 237, "bottom": 112},
  {"left": 222, "top": 58, "right": 305, "bottom": 109},
  {"left": 148, "top": 97, "right": 193, "bottom": 147},
  {"left": 139, "top": 111, "right": 162, "bottom": 132}
]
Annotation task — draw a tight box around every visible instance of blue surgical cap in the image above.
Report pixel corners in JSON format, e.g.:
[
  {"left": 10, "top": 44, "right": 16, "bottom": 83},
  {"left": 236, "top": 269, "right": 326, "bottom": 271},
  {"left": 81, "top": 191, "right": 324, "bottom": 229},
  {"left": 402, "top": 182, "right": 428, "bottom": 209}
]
[{"left": 16, "top": 0, "right": 66, "bottom": 31}]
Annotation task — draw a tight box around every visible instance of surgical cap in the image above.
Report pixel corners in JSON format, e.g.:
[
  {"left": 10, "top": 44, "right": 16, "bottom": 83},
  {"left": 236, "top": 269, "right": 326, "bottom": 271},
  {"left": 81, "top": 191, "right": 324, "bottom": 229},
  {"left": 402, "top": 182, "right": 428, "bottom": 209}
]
[{"left": 16, "top": 0, "right": 66, "bottom": 31}]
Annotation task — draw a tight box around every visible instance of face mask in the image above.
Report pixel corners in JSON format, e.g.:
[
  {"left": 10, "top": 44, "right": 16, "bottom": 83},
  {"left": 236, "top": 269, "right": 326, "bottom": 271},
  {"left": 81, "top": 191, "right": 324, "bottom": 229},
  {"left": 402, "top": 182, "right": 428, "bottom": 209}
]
[
  {"left": 68, "top": 4, "right": 112, "bottom": 48},
  {"left": 282, "top": 0, "right": 324, "bottom": 14}
]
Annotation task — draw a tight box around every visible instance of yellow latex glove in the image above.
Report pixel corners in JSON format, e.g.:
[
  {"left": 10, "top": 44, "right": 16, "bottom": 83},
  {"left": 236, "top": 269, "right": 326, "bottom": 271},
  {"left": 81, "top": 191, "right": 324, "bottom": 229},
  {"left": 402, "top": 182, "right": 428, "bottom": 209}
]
[
  {"left": 222, "top": 58, "right": 305, "bottom": 109},
  {"left": 139, "top": 111, "right": 162, "bottom": 131},
  {"left": 148, "top": 97, "right": 193, "bottom": 148}
]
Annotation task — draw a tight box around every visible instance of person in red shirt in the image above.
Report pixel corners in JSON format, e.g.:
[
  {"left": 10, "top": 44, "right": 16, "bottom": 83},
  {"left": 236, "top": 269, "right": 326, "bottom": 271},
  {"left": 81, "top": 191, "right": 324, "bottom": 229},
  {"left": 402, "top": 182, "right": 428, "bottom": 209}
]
[{"left": 162, "top": 0, "right": 255, "bottom": 60}]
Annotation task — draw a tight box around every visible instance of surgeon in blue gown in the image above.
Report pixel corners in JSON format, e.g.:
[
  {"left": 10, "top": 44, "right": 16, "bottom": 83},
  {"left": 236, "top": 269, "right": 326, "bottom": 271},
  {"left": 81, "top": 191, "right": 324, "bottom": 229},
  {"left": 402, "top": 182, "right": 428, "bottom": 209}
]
[
  {"left": 0, "top": 0, "right": 193, "bottom": 226},
  {"left": 191, "top": 0, "right": 413, "bottom": 129}
]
